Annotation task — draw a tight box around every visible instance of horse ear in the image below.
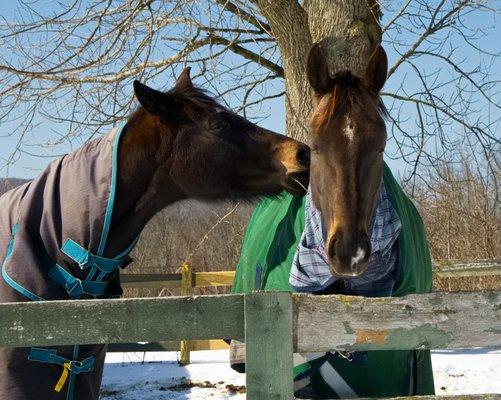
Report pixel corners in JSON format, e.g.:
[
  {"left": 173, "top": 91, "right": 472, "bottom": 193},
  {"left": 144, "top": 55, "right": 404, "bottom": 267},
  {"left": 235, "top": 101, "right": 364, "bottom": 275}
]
[
  {"left": 364, "top": 45, "right": 388, "bottom": 95},
  {"left": 174, "top": 67, "right": 193, "bottom": 91},
  {"left": 133, "top": 80, "right": 173, "bottom": 116},
  {"left": 306, "top": 43, "right": 334, "bottom": 95}
]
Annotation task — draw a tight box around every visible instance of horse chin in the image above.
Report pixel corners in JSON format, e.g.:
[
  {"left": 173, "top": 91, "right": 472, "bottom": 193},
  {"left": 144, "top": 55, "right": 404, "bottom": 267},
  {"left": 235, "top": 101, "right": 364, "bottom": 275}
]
[
  {"left": 328, "top": 261, "right": 366, "bottom": 279},
  {"left": 285, "top": 171, "right": 309, "bottom": 196}
]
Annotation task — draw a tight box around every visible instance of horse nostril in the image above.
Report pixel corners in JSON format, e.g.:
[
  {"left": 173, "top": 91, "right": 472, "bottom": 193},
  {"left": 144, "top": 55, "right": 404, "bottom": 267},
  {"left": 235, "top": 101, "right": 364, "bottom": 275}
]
[
  {"left": 296, "top": 146, "right": 310, "bottom": 166},
  {"left": 326, "top": 236, "right": 338, "bottom": 260}
]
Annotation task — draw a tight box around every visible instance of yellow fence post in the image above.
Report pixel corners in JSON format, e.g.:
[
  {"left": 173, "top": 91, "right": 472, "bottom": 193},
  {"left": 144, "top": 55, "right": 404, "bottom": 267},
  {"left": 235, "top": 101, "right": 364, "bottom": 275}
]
[{"left": 179, "top": 262, "right": 193, "bottom": 365}]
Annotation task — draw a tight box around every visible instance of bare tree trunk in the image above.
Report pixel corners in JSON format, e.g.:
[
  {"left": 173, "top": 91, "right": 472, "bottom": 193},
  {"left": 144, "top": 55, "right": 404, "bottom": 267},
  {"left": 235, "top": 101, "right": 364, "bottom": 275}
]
[
  {"left": 255, "top": 0, "right": 312, "bottom": 143},
  {"left": 305, "top": 0, "right": 382, "bottom": 77},
  {"left": 256, "top": 0, "right": 381, "bottom": 142}
]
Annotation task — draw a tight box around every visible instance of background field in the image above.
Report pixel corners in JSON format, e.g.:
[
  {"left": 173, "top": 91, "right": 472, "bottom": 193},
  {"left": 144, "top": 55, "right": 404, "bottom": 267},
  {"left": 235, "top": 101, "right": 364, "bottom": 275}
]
[{"left": 2, "top": 168, "right": 499, "bottom": 295}]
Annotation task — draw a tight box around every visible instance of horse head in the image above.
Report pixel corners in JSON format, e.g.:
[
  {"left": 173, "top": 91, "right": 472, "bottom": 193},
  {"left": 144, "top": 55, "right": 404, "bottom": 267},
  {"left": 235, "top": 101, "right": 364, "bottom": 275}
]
[
  {"left": 131, "top": 68, "right": 310, "bottom": 202},
  {"left": 306, "top": 43, "right": 388, "bottom": 277}
]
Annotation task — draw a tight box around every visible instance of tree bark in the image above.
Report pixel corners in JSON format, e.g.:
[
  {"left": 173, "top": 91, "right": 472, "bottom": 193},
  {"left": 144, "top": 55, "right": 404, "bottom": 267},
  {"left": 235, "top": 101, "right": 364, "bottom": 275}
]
[
  {"left": 305, "top": 0, "right": 382, "bottom": 78},
  {"left": 255, "top": 0, "right": 313, "bottom": 143},
  {"left": 255, "top": 0, "right": 382, "bottom": 142}
]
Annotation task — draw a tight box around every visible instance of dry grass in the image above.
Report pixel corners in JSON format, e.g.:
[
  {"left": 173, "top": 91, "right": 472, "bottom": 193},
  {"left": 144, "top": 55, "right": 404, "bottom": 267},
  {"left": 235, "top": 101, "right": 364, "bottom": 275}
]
[
  {"left": 409, "top": 161, "right": 499, "bottom": 262},
  {"left": 123, "top": 199, "right": 253, "bottom": 298},
  {"left": 434, "top": 275, "right": 501, "bottom": 292}
]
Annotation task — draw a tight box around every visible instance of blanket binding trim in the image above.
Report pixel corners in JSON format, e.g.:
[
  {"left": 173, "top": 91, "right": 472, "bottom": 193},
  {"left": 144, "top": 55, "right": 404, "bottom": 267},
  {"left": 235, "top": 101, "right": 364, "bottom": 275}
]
[
  {"left": 1, "top": 224, "right": 44, "bottom": 301},
  {"left": 97, "top": 123, "right": 126, "bottom": 256}
]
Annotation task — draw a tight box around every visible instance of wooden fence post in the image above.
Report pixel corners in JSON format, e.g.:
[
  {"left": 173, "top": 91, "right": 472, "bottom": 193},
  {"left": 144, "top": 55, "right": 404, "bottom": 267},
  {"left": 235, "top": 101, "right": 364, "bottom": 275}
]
[
  {"left": 179, "top": 262, "right": 193, "bottom": 365},
  {"left": 245, "top": 292, "right": 294, "bottom": 400}
]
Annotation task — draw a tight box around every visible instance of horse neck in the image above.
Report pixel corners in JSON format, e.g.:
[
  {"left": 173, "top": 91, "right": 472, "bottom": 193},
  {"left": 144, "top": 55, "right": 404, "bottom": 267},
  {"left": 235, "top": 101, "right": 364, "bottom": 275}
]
[{"left": 104, "top": 110, "right": 186, "bottom": 257}]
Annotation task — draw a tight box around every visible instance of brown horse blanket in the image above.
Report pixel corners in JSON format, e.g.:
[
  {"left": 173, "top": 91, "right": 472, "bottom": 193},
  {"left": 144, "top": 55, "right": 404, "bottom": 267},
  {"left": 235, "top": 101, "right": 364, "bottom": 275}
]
[{"left": 0, "top": 125, "right": 136, "bottom": 400}]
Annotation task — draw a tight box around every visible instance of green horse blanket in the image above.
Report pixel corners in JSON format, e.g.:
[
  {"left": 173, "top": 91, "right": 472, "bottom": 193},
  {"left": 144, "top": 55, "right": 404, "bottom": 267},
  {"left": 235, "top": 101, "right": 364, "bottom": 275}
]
[{"left": 232, "top": 163, "right": 435, "bottom": 398}]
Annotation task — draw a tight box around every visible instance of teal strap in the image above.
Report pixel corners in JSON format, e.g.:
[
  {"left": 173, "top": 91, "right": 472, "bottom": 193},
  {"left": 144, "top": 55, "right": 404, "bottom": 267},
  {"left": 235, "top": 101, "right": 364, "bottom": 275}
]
[
  {"left": 53, "top": 236, "right": 137, "bottom": 297},
  {"left": 48, "top": 264, "right": 106, "bottom": 299},
  {"left": 28, "top": 347, "right": 94, "bottom": 374},
  {"left": 86, "top": 264, "right": 98, "bottom": 282},
  {"left": 61, "top": 239, "right": 123, "bottom": 273},
  {"left": 66, "top": 345, "right": 80, "bottom": 400},
  {"left": 95, "top": 270, "right": 108, "bottom": 283}
]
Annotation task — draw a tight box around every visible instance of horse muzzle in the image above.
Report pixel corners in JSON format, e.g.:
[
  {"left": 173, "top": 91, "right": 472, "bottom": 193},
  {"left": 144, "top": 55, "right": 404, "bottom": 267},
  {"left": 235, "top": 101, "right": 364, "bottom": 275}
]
[{"left": 326, "top": 232, "right": 371, "bottom": 278}]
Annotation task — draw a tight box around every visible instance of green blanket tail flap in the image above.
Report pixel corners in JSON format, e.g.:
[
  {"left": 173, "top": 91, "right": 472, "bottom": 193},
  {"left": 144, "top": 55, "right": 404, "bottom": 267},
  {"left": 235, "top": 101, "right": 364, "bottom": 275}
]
[{"left": 232, "top": 162, "right": 435, "bottom": 398}]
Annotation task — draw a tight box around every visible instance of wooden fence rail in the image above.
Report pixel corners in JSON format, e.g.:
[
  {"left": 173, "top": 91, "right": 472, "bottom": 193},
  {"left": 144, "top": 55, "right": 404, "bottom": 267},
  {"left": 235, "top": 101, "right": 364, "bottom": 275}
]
[
  {"left": 116, "top": 259, "right": 501, "bottom": 361},
  {"left": 119, "top": 259, "right": 501, "bottom": 289},
  {"left": 294, "top": 291, "right": 500, "bottom": 352},
  {"left": 433, "top": 259, "right": 501, "bottom": 278},
  {"left": 0, "top": 290, "right": 500, "bottom": 399}
]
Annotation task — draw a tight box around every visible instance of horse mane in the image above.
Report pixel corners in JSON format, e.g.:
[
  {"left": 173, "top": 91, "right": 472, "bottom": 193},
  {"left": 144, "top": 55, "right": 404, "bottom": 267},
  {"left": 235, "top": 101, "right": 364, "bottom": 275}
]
[
  {"left": 167, "top": 85, "right": 228, "bottom": 113},
  {"left": 128, "top": 83, "right": 228, "bottom": 125},
  {"left": 314, "top": 72, "right": 388, "bottom": 127}
]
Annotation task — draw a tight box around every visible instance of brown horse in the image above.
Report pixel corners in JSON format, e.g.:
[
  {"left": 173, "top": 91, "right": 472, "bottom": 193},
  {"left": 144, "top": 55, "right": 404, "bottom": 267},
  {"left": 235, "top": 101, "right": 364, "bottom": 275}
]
[
  {"left": 306, "top": 44, "right": 388, "bottom": 277},
  {"left": 107, "top": 67, "right": 310, "bottom": 255},
  {"left": 0, "top": 67, "right": 309, "bottom": 400}
]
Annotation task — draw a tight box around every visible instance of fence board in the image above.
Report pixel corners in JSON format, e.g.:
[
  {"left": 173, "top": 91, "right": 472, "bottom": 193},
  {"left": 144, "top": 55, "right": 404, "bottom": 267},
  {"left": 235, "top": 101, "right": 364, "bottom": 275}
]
[
  {"left": 119, "top": 271, "right": 236, "bottom": 289},
  {"left": 194, "top": 271, "right": 236, "bottom": 287},
  {"left": 3, "top": 291, "right": 499, "bottom": 353},
  {"left": 0, "top": 295, "right": 244, "bottom": 348},
  {"left": 434, "top": 259, "right": 501, "bottom": 278},
  {"left": 245, "top": 292, "right": 294, "bottom": 400},
  {"left": 120, "top": 273, "right": 182, "bottom": 288},
  {"left": 294, "top": 291, "right": 501, "bottom": 352}
]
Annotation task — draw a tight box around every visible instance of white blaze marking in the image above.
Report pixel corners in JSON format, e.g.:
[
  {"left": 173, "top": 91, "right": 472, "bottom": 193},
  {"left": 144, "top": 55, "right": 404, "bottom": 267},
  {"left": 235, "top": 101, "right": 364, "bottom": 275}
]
[
  {"left": 345, "top": 116, "right": 354, "bottom": 142},
  {"left": 351, "top": 247, "right": 365, "bottom": 267}
]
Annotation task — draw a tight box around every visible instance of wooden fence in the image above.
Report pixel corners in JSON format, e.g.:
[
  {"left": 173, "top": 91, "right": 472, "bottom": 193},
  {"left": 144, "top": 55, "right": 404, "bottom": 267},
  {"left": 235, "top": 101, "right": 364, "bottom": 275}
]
[
  {"left": 118, "top": 262, "right": 236, "bottom": 363},
  {"left": 120, "top": 259, "right": 501, "bottom": 290},
  {"left": 114, "top": 259, "right": 501, "bottom": 363},
  {"left": 119, "top": 267, "right": 235, "bottom": 289},
  {"left": 0, "top": 290, "right": 499, "bottom": 399}
]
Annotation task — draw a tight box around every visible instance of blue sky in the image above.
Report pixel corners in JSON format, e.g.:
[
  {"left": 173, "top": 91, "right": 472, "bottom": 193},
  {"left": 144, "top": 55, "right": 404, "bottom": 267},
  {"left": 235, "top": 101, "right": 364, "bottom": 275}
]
[{"left": 0, "top": 1, "right": 499, "bottom": 179}]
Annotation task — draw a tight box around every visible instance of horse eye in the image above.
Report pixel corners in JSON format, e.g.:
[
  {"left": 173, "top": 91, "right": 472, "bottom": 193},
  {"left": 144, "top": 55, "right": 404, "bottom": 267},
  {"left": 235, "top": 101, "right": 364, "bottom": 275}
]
[{"left": 209, "top": 118, "right": 230, "bottom": 134}]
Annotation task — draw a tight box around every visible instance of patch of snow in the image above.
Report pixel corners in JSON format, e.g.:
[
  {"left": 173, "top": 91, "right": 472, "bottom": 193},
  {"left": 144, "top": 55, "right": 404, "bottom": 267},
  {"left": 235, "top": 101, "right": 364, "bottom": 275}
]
[
  {"left": 101, "top": 348, "right": 500, "bottom": 399},
  {"left": 101, "top": 350, "right": 245, "bottom": 400},
  {"left": 432, "top": 348, "right": 501, "bottom": 395}
]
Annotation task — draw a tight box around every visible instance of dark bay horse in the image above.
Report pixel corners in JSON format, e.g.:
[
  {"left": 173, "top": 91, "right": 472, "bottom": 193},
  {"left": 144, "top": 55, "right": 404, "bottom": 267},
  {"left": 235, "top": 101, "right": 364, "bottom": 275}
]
[
  {"left": 306, "top": 44, "right": 388, "bottom": 278},
  {"left": 107, "top": 67, "right": 309, "bottom": 256},
  {"left": 0, "top": 67, "right": 309, "bottom": 400}
]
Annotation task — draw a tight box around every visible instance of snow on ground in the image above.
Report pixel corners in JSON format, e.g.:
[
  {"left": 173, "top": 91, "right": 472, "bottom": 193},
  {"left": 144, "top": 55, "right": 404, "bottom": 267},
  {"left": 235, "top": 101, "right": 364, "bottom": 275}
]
[
  {"left": 432, "top": 348, "right": 501, "bottom": 395},
  {"left": 101, "top": 350, "right": 245, "bottom": 400},
  {"left": 101, "top": 348, "right": 500, "bottom": 399}
]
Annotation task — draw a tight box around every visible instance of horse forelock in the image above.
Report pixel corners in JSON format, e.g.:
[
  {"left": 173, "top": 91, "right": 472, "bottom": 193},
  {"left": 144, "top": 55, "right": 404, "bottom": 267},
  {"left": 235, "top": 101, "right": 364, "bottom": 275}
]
[{"left": 312, "top": 77, "right": 387, "bottom": 131}]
